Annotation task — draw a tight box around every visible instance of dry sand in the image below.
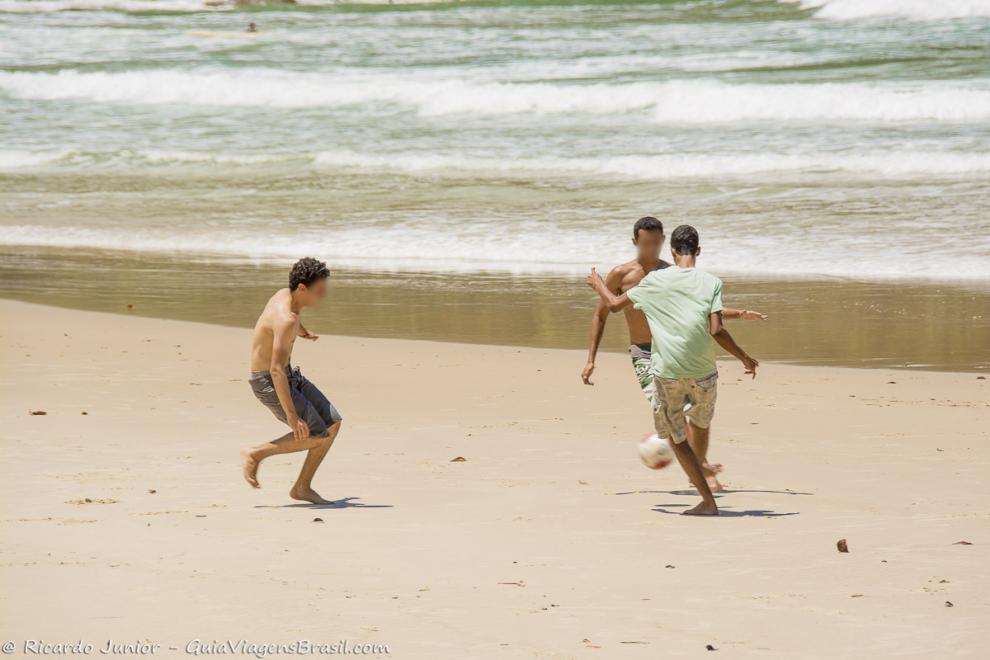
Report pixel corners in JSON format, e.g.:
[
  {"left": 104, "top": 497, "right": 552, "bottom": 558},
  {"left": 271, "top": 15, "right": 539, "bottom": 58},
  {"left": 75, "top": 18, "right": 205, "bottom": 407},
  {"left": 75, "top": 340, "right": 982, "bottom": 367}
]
[{"left": 1, "top": 299, "right": 987, "bottom": 658}]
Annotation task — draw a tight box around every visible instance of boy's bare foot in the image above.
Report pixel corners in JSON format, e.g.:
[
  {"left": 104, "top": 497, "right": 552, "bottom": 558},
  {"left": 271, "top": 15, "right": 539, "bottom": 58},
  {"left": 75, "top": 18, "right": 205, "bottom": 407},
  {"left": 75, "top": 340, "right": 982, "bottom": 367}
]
[
  {"left": 682, "top": 500, "right": 719, "bottom": 516},
  {"left": 703, "top": 461, "right": 723, "bottom": 475},
  {"left": 700, "top": 462, "right": 724, "bottom": 492},
  {"left": 290, "top": 486, "right": 332, "bottom": 505},
  {"left": 240, "top": 448, "right": 261, "bottom": 488}
]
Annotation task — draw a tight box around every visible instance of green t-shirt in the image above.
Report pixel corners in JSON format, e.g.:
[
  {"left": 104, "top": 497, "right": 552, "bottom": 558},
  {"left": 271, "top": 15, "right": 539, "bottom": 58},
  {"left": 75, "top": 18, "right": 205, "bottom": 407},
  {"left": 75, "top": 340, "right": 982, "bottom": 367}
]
[{"left": 626, "top": 266, "right": 724, "bottom": 379}]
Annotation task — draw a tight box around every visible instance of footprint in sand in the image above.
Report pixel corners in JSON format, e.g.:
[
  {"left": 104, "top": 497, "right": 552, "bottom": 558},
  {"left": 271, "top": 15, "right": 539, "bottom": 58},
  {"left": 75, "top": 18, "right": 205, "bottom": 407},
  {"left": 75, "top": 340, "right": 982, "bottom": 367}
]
[{"left": 65, "top": 498, "right": 118, "bottom": 505}]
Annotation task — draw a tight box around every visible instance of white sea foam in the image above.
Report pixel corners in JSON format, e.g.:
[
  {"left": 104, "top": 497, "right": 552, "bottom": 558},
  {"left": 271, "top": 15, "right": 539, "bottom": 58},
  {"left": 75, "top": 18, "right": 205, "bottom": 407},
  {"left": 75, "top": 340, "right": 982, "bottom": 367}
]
[
  {"left": 3, "top": 147, "right": 989, "bottom": 179},
  {"left": 802, "top": 0, "right": 990, "bottom": 21},
  {"left": 313, "top": 150, "right": 990, "bottom": 178},
  {"left": 0, "top": 0, "right": 450, "bottom": 11},
  {"left": 0, "top": 0, "right": 224, "bottom": 12},
  {"left": 5, "top": 0, "right": 988, "bottom": 19},
  {"left": 2, "top": 0, "right": 986, "bottom": 286},
  {"left": 139, "top": 149, "right": 290, "bottom": 165},
  {"left": 3, "top": 223, "right": 988, "bottom": 282},
  {"left": 649, "top": 81, "right": 990, "bottom": 122},
  {"left": 0, "top": 149, "right": 70, "bottom": 168},
  {"left": 0, "top": 69, "right": 658, "bottom": 114},
  {"left": 2, "top": 69, "right": 988, "bottom": 123}
]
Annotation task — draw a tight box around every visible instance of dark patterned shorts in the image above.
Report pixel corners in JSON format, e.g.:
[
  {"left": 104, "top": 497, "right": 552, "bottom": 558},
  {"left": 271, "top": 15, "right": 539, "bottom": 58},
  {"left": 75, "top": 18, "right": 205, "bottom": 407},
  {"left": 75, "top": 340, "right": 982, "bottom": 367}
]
[{"left": 249, "top": 365, "right": 341, "bottom": 438}]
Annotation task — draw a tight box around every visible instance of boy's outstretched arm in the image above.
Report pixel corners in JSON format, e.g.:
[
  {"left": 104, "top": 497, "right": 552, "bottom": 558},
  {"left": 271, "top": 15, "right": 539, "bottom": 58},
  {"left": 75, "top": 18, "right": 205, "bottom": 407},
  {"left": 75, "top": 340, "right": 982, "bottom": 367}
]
[
  {"left": 585, "top": 268, "right": 633, "bottom": 313},
  {"left": 709, "top": 311, "right": 759, "bottom": 378},
  {"left": 722, "top": 307, "right": 768, "bottom": 320},
  {"left": 583, "top": 267, "right": 625, "bottom": 385}
]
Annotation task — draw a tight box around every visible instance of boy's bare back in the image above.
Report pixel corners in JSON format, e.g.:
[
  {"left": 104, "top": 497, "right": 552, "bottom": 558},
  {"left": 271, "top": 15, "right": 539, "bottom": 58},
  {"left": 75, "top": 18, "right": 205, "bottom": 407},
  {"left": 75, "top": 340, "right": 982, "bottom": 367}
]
[{"left": 250, "top": 288, "right": 300, "bottom": 372}]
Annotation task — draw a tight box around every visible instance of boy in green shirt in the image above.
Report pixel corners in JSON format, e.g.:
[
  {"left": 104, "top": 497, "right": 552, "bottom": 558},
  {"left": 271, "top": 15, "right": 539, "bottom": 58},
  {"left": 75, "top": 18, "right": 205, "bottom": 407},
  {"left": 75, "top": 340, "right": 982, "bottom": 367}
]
[{"left": 586, "top": 225, "right": 758, "bottom": 516}]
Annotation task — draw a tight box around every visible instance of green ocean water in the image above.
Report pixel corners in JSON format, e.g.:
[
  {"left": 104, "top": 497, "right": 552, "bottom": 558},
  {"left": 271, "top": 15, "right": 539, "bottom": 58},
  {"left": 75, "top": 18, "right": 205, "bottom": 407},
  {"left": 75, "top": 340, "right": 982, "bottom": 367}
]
[{"left": 2, "top": 0, "right": 989, "bottom": 279}]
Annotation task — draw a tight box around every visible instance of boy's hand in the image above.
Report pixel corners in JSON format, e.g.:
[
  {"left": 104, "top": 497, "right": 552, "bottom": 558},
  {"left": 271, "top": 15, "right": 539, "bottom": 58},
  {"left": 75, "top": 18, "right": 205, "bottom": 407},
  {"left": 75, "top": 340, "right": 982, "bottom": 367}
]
[
  {"left": 582, "top": 361, "right": 595, "bottom": 385},
  {"left": 741, "top": 355, "right": 759, "bottom": 379},
  {"left": 290, "top": 416, "right": 311, "bottom": 440},
  {"left": 586, "top": 268, "right": 603, "bottom": 290},
  {"left": 300, "top": 330, "right": 319, "bottom": 341},
  {"left": 740, "top": 310, "right": 768, "bottom": 321}
]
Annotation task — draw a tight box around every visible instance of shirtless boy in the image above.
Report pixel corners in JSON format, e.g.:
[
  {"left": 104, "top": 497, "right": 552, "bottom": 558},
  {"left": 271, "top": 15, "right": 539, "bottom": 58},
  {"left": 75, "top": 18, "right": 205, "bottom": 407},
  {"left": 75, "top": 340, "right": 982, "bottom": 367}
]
[
  {"left": 587, "top": 225, "right": 760, "bottom": 516},
  {"left": 240, "top": 258, "right": 342, "bottom": 504},
  {"left": 581, "top": 216, "right": 765, "bottom": 490}
]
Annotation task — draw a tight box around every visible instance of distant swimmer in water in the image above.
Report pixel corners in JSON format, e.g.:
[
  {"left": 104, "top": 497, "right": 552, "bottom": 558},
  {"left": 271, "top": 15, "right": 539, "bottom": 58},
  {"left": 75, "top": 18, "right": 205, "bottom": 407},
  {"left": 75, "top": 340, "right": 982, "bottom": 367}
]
[{"left": 246, "top": 22, "right": 258, "bottom": 33}]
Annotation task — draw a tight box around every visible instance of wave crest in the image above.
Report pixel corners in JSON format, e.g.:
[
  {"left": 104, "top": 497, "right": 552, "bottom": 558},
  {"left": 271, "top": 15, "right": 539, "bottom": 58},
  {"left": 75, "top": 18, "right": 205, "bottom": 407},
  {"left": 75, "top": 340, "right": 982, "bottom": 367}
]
[
  {"left": 3, "top": 70, "right": 988, "bottom": 122},
  {"left": 3, "top": 223, "right": 988, "bottom": 281},
  {"left": 3, "top": 148, "right": 989, "bottom": 178},
  {"left": 803, "top": 0, "right": 990, "bottom": 20}
]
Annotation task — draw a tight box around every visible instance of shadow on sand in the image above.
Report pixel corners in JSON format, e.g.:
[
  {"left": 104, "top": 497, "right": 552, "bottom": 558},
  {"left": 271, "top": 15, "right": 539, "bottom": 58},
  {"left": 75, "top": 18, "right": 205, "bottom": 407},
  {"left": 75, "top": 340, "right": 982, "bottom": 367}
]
[
  {"left": 615, "top": 486, "right": 806, "bottom": 517},
  {"left": 615, "top": 488, "right": 813, "bottom": 497},
  {"left": 652, "top": 504, "right": 799, "bottom": 518},
  {"left": 254, "top": 497, "right": 393, "bottom": 510}
]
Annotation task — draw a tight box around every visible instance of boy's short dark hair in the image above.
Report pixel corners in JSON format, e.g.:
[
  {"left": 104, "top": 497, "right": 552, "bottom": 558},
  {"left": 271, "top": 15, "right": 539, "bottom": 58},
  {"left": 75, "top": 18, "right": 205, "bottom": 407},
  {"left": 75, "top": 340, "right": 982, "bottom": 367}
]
[
  {"left": 633, "top": 216, "right": 664, "bottom": 239},
  {"left": 289, "top": 257, "right": 330, "bottom": 291},
  {"left": 670, "top": 225, "right": 700, "bottom": 256}
]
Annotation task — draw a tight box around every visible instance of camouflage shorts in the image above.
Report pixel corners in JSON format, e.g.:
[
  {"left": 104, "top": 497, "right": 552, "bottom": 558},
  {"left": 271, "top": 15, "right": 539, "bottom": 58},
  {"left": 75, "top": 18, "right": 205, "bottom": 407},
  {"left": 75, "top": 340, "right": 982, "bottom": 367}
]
[
  {"left": 652, "top": 372, "right": 718, "bottom": 445},
  {"left": 631, "top": 344, "right": 717, "bottom": 444},
  {"left": 629, "top": 343, "right": 657, "bottom": 406}
]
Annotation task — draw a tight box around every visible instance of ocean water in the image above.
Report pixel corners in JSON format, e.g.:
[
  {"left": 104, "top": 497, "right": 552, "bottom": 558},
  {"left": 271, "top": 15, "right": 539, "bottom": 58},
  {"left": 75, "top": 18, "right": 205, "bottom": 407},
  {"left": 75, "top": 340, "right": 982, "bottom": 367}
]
[{"left": 1, "top": 0, "right": 990, "bottom": 281}]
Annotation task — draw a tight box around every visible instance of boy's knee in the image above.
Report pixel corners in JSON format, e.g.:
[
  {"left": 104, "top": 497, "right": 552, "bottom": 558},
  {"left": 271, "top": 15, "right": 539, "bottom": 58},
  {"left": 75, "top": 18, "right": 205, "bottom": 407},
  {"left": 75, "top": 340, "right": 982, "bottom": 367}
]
[{"left": 325, "top": 419, "right": 342, "bottom": 436}]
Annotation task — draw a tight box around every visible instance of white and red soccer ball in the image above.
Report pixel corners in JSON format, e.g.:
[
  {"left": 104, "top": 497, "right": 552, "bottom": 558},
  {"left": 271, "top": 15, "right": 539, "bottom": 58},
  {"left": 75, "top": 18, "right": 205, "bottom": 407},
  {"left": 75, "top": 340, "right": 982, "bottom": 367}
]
[{"left": 637, "top": 432, "right": 674, "bottom": 470}]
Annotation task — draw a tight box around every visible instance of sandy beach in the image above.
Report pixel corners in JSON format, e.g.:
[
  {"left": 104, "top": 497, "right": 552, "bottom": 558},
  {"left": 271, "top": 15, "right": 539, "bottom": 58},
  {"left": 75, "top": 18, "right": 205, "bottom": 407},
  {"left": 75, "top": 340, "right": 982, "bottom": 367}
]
[
  {"left": 4, "top": 0, "right": 989, "bottom": 656},
  {"left": 1, "top": 299, "right": 987, "bottom": 658}
]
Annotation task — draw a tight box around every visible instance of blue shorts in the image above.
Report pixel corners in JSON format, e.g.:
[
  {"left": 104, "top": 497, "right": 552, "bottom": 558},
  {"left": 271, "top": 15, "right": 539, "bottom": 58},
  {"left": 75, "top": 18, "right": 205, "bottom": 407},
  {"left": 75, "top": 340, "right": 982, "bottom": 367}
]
[{"left": 249, "top": 366, "right": 342, "bottom": 438}]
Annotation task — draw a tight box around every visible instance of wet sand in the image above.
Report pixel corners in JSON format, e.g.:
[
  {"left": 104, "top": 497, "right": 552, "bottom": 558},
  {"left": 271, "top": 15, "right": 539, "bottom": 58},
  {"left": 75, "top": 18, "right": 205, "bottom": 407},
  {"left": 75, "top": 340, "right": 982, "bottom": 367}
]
[
  {"left": 2, "top": 247, "right": 989, "bottom": 372},
  {"left": 0, "top": 300, "right": 987, "bottom": 658}
]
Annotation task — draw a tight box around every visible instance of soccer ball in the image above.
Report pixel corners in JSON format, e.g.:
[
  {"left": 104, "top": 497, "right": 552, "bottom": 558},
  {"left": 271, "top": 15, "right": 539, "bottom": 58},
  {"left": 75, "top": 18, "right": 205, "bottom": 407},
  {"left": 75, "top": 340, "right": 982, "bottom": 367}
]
[{"left": 637, "top": 433, "right": 674, "bottom": 470}]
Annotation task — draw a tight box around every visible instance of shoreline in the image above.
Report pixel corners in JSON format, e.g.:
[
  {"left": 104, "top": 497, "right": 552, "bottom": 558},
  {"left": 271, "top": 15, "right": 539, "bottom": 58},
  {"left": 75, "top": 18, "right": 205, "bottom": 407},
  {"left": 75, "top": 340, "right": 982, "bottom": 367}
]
[
  {"left": 1, "top": 297, "right": 983, "bottom": 378},
  {"left": 2, "top": 247, "right": 988, "bottom": 373},
  {"left": 1, "top": 299, "right": 987, "bottom": 657}
]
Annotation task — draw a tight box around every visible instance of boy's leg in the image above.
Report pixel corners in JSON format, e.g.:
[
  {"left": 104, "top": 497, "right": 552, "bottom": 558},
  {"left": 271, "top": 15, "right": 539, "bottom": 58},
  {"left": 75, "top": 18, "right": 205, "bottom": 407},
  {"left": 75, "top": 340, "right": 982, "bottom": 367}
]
[
  {"left": 652, "top": 378, "right": 718, "bottom": 516},
  {"left": 287, "top": 373, "right": 343, "bottom": 504},
  {"left": 241, "top": 429, "right": 327, "bottom": 489},
  {"left": 634, "top": 347, "right": 700, "bottom": 460},
  {"left": 689, "top": 423, "right": 709, "bottom": 466},
  {"left": 243, "top": 373, "right": 332, "bottom": 494},
  {"left": 290, "top": 421, "right": 341, "bottom": 504},
  {"left": 688, "top": 422, "right": 723, "bottom": 492},
  {"left": 630, "top": 345, "right": 656, "bottom": 405},
  {"left": 686, "top": 373, "right": 721, "bottom": 492},
  {"left": 669, "top": 440, "right": 718, "bottom": 516}
]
